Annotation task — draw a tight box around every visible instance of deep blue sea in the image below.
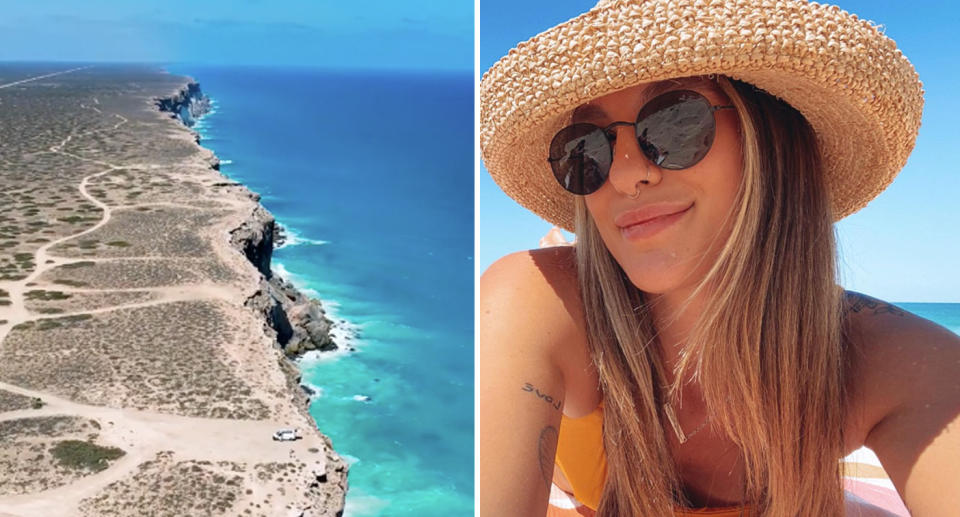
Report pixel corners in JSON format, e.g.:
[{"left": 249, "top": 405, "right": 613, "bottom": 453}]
[{"left": 169, "top": 65, "right": 474, "bottom": 516}]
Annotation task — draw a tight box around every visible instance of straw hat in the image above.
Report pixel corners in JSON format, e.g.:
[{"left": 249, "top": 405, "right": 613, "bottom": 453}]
[{"left": 479, "top": 0, "right": 924, "bottom": 231}]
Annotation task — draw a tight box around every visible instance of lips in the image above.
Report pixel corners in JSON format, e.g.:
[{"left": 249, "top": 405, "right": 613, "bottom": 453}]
[{"left": 615, "top": 202, "right": 693, "bottom": 240}]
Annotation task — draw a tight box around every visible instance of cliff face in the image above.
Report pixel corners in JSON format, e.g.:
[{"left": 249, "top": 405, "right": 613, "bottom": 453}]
[
  {"left": 230, "top": 205, "right": 274, "bottom": 279},
  {"left": 155, "top": 81, "right": 346, "bottom": 517},
  {"left": 155, "top": 81, "right": 211, "bottom": 127},
  {"left": 229, "top": 205, "right": 338, "bottom": 355},
  {"left": 158, "top": 80, "right": 339, "bottom": 357}
]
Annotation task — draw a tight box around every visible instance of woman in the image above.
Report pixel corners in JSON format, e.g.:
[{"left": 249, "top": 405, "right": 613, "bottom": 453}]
[{"left": 478, "top": 1, "right": 960, "bottom": 516}]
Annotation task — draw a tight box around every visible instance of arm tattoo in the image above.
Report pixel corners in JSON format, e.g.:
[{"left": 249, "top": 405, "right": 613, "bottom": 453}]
[
  {"left": 537, "top": 425, "right": 559, "bottom": 490},
  {"left": 521, "top": 382, "right": 562, "bottom": 410},
  {"left": 845, "top": 291, "right": 906, "bottom": 317}
]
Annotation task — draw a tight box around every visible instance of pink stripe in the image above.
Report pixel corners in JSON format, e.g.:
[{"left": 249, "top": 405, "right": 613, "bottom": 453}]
[{"left": 844, "top": 478, "right": 909, "bottom": 516}]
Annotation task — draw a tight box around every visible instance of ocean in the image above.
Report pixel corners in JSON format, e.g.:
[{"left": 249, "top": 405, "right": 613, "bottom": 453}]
[
  {"left": 898, "top": 303, "right": 960, "bottom": 336},
  {"left": 170, "top": 65, "right": 474, "bottom": 516}
]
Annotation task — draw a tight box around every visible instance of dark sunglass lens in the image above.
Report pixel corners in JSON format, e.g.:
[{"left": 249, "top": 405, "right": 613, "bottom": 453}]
[
  {"left": 549, "top": 123, "right": 611, "bottom": 195},
  {"left": 635, "top": 90, "right": 716, "bottom": 170}
]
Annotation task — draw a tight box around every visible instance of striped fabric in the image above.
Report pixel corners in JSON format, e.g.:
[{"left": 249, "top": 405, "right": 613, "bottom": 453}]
[{"left": 546, "top": 447, "right": 908, "bottom": 517}]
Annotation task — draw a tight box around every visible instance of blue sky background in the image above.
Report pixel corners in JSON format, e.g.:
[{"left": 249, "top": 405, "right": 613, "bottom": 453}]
[
  {"left": 479, "top": 0, "right": 960, "bottom": 303},
  {"left": 0, "top": 0, "right": 472, "bottom": 71}
]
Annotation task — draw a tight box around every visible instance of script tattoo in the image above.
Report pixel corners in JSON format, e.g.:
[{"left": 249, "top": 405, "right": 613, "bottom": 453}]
[
  {"left": 522, "top": 382, "right": 562, "bottom": 410},
  {"left": 537, "top": 425, "right": 559, "bottom": 490},
  {"left": 845, "top": 291, "right": 906, "bottom": 317}
]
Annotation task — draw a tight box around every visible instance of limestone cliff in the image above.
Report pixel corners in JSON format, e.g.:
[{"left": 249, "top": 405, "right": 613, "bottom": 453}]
[
  {"left": 232, "top": 207, "right": 338, "bottom": 356},
  {"left": 155, "top": 81, "right": 211, "bottom": 127}
]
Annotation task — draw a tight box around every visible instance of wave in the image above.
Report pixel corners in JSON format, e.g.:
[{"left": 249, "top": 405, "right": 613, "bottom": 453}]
[
  {"left": 276, "top": 223, "right": 329, "bottom": 249},
  {"left": 302, "top": 383, "right": 324, "bottom": 399},
  {"left": 273, "top": 261, "right": 365, "bottom": 365},
  {"left": 340, "top": 454, "right": 361, "bottom": 466},
  {"left": 272, "top": 262, "right": 322, "bottom": 298},
  {"left": 343, "top": 493, "right": 390, "bottom": 517}
]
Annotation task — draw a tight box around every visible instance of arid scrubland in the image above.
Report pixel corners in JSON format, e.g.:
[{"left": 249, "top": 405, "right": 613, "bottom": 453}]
[{"left": 0, "top": 64, "right": 346, "bottom": 517}]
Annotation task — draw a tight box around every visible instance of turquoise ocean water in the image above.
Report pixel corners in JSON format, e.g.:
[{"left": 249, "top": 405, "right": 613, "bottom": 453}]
[
  {"left": 172, "top": 65, "right": 473, "bottom": 516},
  {"left": 897, "top": 303, "right": 960, "bottom": 336}
]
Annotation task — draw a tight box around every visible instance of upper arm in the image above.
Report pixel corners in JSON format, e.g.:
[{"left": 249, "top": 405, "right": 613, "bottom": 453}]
[
  {"left": 849, "top": 292, "right": 960, "bottom": 516},
  {"left": 477, "top": 249, "right": 583, "bottom": 517}
]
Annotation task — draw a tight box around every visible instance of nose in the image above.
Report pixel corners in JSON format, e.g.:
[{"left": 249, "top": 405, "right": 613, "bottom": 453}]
[{"left": 606, "top": 125, "right": 663, "bottom": 196}]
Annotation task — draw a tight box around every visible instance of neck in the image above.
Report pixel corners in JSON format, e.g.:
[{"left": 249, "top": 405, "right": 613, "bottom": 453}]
[{"left": 643, "top": 283, "right": 710, "bottom": 387}]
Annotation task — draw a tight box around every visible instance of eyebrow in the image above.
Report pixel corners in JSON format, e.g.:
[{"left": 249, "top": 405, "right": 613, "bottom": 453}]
[{"left": 571, "top": 77, "right": 713, "bottom": 123}]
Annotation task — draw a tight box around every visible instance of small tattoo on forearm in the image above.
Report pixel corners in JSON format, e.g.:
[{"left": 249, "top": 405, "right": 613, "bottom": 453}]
[
  {"left": 522, "top": 382, "right": 562, "bottom": 410},
  {"left": 845, "top": 291, "right": 905, "bottom": 317},
  {"left": 538, "top": 425, "right": 559, "bottom": 489}
]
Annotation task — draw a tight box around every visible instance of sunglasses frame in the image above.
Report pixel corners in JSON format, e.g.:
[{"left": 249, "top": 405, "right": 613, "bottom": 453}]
[{"left": 547, "top": 89, "right": 735, "bottom": 195}]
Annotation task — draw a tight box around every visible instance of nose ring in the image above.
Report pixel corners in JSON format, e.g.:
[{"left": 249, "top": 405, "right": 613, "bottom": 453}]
[{"left": 628, "top": 163, "right": 652, "bottom": 199}]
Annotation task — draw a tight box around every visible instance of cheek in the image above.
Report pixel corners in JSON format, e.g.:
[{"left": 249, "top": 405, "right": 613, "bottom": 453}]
[
  {"left": 677, "top": 117, "right": 744, "bottom": 274},
  {"left": 699, "top": 118, "right": 744, "bottom": 227},
  {"left": 584, "top": 191, "right": 694, "bottom": 290}
]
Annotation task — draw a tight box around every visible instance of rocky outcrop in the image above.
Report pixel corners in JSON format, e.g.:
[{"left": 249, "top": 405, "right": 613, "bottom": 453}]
[
  {"left": 229, "top": 206, "right": 338, "bottom": 356},
  {"left": 229, "top": 205, "right": 274, "bottom": 279},
  {"left": 244, "top": 273, "right": 338, "bottom": 356},
  {"left": 155, "top": 81, "right": 211, "bottom": 127}
]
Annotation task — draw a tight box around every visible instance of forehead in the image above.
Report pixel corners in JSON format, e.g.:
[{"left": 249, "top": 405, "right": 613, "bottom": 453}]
[{"left": 572, "top": 76, "right": 721, "bottom": 122}]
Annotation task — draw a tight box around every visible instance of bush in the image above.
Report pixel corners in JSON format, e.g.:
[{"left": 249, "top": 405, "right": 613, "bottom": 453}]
[{"left": 50, "top": 440, "right": 125, "bottom": 472}]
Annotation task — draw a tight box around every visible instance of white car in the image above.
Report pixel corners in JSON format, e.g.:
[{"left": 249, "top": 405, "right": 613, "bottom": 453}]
[{"left": 272, "top": 428, "right": 301, "bottom": 441}]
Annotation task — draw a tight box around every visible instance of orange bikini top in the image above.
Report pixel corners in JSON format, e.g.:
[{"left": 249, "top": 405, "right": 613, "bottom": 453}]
[{"left": 556, "top": 402, "right": 754, "bottom": 516}]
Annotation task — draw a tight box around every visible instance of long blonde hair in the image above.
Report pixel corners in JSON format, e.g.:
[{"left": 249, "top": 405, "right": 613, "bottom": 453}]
[{"left": 574, "top": 76, "right": 847, "bottom": 516}]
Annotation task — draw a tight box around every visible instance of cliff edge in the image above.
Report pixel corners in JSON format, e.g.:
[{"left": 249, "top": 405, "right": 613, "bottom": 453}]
[{"left": 156, "top": 78, "right": 348, "bottom": 514}]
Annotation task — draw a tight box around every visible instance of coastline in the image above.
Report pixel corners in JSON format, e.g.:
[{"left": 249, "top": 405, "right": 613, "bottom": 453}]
[
  {"left": 154, "top": 75, "right": 350, "bottom": 510},
  {"left": 145, "top": 65, "right": 475, "bottom": 514}
]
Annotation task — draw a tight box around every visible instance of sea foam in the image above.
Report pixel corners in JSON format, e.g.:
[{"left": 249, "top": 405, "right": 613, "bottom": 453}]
[{"left": 276, "top": 223, "right": 329, "bottom": 249}]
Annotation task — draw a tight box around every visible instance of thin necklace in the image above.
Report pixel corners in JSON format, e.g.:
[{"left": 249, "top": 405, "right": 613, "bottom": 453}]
[{"left": 663, "top": 401, "right": 709, "bottom": 444}]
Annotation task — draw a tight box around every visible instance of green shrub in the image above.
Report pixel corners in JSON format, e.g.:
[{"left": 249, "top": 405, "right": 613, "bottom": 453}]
[
  {"left": 52, "top": 279, "right": 89, "bottom": 287},
  {"left": 24, "top": 290, "right": 71, "bottom": 301},
  {"left": 50, "top": 440, "right": 125, "bottom": 472},
  {"left": 61, "top": 261, "right": 96, "bottom": 269},
  {"left": 36, "top": 320, "right": 62, "bottom": 330}
]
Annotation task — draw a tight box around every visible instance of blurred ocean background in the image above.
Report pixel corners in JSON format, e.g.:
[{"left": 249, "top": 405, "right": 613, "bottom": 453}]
[
  {"left": 898, "top": 303, "right": 960, "bottom": 336},
  {"left": 173, "top": 65, "right": 474, "bottom": 516}
]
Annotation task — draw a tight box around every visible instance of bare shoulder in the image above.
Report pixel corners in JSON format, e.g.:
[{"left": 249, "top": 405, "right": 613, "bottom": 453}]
[
  {"left": 845, "top": 290, "right": 960, "bottom": 419},
  {"left": 480, "top": 246, "right": 580, "bottom": 298},
  {"left": 844, "top": 290, "right": 960, "bottom": 513},
  {"left": 479, "top": 246, "right": 584, "bottom": 352},
  {"left": 844, "top": 290, "right": 960, "bottom": 410},
  {"left": 479, "top": 247, "right": 595, "bottom": 407}
]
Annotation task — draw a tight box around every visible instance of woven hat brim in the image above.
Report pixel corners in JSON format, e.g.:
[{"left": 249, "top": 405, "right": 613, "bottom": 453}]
[{"left": 480, "top": 0, "right": 924, "bottom": 231}]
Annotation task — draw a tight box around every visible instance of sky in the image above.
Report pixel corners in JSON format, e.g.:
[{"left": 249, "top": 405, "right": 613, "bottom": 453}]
[
  {"left": 478, "top": 0, "right": 960, "bottom": 303},
  {"left": 0, "top": 0, "right": 473, "bottom": 71}
]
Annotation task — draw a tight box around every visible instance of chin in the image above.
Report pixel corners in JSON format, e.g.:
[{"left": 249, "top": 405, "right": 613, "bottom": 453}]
[{"left": 617, "top": 252, "right": 694, "bottom": 295}]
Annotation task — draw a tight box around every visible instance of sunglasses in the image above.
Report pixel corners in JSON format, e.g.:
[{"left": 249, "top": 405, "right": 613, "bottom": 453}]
[{"left": 548, "top": 89, "right": 734, "bottom": 195}]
